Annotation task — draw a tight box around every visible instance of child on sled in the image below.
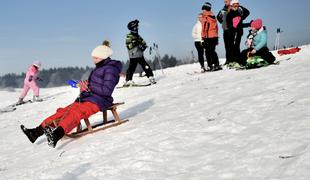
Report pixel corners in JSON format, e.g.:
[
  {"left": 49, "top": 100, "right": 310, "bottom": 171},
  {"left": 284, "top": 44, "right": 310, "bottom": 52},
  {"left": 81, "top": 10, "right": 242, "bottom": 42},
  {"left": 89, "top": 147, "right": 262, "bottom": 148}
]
[{"left": 21, "top": 41, "right": 122, "bottom": 148}]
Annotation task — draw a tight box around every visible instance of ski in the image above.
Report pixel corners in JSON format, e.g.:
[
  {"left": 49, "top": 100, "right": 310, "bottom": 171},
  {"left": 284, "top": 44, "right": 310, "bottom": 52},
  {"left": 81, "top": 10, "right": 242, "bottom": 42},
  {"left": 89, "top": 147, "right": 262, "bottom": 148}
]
[
  {"left": 186, "top": 70, "right": 211, "bottom": 75},
  {"left": 117, "top": 83, "right": 152, "bottom": 89},
  {"left": 0, "top": 106, "right": 16, "bottom": 113},
  {"left": 0, "top": 100, "right": 33, "bottom": 114}
]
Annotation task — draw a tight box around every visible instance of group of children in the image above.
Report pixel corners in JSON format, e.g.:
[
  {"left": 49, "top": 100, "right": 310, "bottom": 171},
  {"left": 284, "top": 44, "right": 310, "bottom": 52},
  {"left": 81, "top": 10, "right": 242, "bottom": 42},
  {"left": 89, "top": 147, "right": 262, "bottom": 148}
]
[
  {"left": 192, "top": 0, "right": 275, "bottom": 72},
  {"left": 20, "top": 1, "right": 276, "bottom": 148}
]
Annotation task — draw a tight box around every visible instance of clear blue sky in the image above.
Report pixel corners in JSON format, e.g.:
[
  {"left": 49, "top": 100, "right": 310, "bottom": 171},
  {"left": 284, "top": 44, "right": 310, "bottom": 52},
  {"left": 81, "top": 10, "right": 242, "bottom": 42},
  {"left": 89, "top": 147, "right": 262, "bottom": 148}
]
[{"left": 1, "top": 0, "right": 309, "bottom": 75}]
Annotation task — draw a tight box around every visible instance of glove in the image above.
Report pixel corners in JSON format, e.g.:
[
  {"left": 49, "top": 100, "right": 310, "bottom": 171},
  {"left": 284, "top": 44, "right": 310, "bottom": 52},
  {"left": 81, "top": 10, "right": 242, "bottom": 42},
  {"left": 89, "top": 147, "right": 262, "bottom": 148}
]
[
  {"left": 28, "top": 75, "right": 33, "bottom": 82},
  {"left": 138, "top": 44, "right": 147, "bottom": 51},
  {"left": 78, "top": 80, "right": 89, "bottom": 92}
]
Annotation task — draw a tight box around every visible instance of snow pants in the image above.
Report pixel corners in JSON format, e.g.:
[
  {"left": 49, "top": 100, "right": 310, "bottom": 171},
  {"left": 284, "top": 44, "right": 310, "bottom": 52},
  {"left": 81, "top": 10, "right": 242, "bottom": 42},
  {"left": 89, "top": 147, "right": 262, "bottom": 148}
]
[
  {"left": 194, "top": 41, "right": 205, "bottom": 68},
  {"left": 203, "top": 37, "right": 220, "bottom": 68},
  {"left": 223, "top": 30, "right": 233, "bottom": 64},
  {"left": 227, "top": 30, "right": 243, "bottom": 64},
  {"left": 41, "top": 101, "right": 100, "bottom": 134},
  {"left": 126, "top": 57, "right": 154, "bottom": 81},
  {"left": 20, "top": 80, "right": 39, "bottom": 99}
]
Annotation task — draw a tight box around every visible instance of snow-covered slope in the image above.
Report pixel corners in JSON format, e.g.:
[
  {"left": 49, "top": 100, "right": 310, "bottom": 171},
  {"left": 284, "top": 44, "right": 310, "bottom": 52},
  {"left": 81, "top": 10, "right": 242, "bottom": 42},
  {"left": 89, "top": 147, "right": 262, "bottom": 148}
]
[{"left": 0, "top": 46, "right": 310, "bottom": 179}]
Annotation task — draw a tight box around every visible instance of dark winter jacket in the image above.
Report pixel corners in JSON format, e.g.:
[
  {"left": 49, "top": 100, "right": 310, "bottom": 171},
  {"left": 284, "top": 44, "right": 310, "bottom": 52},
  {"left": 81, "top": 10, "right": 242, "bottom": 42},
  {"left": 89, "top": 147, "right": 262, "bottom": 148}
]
[
  {"left": 78, "top": 58, "right": 122, "bottom": 111},
  {"left": 126, "top": 32, "right": 147, "bottom": 59},
  {"left": 217, "top": 5, "right": 229, "bottom": 31},
  {"left": 226, "top": 6, "right": 250, "bottom": 33}
]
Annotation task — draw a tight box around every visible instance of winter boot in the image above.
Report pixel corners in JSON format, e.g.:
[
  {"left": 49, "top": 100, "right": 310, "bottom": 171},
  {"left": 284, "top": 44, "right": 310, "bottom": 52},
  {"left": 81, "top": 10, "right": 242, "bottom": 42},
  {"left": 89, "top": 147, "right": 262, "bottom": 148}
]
[
  {"left": 33, "top": 96, "right": 43, "bottom": 102},
  {"left": 20, "top": 125, "right": 44, "bottom": 143},
  {"left": 200, "top": 67, "right": 207, "bottom": 73},
  {"left": 213, "top": 65, "right": 223, "bottom": 71},
  {"left": 16, "top": 98, "right": 25, "bottom": 105},
  {"left": 43, "top": 126, "right": 65, "bottom": 148},
  {"left": 149, "top": 77, "right": 156, "bottom": 84}
]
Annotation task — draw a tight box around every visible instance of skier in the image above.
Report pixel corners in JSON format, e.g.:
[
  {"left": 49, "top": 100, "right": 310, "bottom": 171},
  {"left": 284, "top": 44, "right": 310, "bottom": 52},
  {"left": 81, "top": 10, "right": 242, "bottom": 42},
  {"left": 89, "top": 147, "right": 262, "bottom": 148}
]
[
  {"left": 226, "top": 0, "right": 250, "bottom": 66},
  {"left": 217, "top": 0, "right": 232, "bottom": 65},
  {"left": 21, "top": 42, "right": 122, "bottom": 148},
  {"left": 192, "top": 13, "right": 206, "bottom": 72},
  {"left": 123, "top": 19, "right": 156, "bottom": 87},
  {"left": 17, "top": 61, "right": 43, "bottom": 105},
  {"left": 239, "top": 19, "right": 276, "bottom": 66},
  {"left": 201, "top": 2, "right": 221, "bottom": 71}
]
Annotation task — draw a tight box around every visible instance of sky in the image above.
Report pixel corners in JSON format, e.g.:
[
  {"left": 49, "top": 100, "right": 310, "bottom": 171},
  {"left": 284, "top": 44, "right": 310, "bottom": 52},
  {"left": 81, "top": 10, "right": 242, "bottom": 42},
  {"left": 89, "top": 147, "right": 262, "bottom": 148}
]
[{"left": 0, "top": 0, "right": 310, "bottom": 75}]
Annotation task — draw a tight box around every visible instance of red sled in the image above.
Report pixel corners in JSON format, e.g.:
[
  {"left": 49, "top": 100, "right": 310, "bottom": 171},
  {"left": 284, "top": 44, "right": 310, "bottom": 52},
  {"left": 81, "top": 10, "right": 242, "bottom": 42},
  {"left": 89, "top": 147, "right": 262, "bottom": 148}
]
[{"left": 277, "top": 47, "right": 301, "bottom": 56}]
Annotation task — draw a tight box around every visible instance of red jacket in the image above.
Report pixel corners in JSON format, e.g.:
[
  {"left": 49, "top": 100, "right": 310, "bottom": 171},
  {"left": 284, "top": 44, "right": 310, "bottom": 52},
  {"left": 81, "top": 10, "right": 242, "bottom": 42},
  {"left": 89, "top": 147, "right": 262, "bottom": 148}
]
[{"left": 201, "top": 11, "right": 218, "bottom": 39}]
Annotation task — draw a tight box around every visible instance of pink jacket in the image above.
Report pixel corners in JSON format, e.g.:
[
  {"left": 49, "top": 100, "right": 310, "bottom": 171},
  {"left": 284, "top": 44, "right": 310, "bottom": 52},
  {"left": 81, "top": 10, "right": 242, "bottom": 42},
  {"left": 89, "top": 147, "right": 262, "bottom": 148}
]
[{"left": 24, "top": 65, "right": 39, "bottom": 83}]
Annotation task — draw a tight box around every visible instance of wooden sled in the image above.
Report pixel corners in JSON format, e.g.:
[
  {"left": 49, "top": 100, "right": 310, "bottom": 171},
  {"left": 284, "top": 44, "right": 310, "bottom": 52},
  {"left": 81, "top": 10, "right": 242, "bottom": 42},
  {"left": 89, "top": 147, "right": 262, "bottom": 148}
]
[{"left": 53, "top": 102, "right": 128, "bottom": 138}]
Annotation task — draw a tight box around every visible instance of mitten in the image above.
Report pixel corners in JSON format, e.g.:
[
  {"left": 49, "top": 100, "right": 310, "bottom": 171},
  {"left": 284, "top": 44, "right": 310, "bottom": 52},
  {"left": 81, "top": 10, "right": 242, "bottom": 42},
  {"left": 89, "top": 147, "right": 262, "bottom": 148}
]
[
  {"left": 78, "top": 80, "right": 89, "bottom": 92},
  {"left": 28, "top": 75, "right": 33, "bottom": 82}
]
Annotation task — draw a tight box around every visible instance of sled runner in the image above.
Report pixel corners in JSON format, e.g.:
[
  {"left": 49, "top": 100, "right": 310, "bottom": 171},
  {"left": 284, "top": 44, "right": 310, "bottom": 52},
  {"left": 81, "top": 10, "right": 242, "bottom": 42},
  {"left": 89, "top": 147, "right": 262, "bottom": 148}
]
[{"left": 52, "top": 102, "right": 128, "bottom": 138}]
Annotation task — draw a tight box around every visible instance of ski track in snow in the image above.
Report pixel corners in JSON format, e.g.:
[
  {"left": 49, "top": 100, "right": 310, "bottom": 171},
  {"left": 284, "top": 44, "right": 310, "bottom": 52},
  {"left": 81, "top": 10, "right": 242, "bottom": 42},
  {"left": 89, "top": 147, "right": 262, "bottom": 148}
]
[{"left": 0, "top": 46, "right": 310, "bottom": 179}]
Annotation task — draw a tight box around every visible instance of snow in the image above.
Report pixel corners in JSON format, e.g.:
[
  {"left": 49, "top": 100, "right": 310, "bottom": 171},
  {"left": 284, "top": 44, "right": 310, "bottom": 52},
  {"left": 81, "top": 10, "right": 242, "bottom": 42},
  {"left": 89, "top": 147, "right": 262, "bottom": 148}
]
[{"left": 1, "top": 46, "right": 310, "bottom": 179}]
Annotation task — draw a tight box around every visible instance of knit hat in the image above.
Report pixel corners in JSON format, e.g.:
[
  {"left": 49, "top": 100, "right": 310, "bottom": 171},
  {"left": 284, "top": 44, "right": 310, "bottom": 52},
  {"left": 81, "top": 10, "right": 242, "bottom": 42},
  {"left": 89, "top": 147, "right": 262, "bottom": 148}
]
[
  {"left": 32, "top": 61, "right": 41, "bottom": 68},
  {"left": 230, "top": 0, "right": 240, "bottom": 5},
  {"left": 91, "top": 45, "right": 113, "bottom": 59},
  {"left": 202, "top": 2, "right": 212, "bottom": 11},
  {"left": 251, "top": 19, "right": 263, "bottom": 30}
]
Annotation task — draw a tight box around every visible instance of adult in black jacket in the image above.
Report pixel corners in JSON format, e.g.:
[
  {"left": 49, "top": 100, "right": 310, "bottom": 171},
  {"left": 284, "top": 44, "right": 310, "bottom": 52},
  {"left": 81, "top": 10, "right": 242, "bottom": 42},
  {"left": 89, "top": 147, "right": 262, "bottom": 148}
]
[
  {"left": 226, "top": 0, "right": 250, "bottom": 65},
  {"left": 217, "top": 0, "right": 232, "bottom": 65}
]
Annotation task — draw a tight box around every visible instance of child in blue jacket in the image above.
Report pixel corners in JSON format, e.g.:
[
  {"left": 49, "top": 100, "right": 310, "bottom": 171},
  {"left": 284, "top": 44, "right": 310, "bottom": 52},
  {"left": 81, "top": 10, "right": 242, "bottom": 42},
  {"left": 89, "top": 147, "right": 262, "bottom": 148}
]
[{"left": 239, "top": 19, "right": 275, "bottom": 66}]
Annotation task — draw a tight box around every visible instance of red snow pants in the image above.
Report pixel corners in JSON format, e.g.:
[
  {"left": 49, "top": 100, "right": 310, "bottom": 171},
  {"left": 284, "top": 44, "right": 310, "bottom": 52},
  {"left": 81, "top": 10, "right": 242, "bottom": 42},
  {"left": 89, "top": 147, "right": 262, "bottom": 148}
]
[{"left": 41, "top": 101, "right": 100, "bottom": 134}]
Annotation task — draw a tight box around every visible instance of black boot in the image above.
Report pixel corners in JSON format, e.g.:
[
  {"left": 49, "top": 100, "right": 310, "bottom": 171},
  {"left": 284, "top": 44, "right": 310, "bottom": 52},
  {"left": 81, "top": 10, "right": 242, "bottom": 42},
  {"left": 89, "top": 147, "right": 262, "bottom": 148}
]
[
  {"left": 20, "top": 125, "right": 44, "bottom": 143},
  {"left": 43, "top": 126, "right": 65, "bottom": 148}
]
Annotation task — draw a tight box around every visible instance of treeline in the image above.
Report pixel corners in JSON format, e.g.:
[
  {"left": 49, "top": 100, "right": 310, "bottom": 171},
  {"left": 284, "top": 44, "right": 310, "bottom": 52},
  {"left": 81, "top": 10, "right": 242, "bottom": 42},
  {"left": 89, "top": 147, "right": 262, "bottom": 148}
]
[{"left": 0, "top": 54, "right": 193, "bottom": 89}]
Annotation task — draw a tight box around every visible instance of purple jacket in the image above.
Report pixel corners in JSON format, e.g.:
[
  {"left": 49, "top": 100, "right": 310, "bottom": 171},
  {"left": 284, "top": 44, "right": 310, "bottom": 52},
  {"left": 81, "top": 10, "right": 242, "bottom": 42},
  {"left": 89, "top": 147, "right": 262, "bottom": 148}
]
[{"left": 78, "top": 58, "right": 122, "bottom": 111}]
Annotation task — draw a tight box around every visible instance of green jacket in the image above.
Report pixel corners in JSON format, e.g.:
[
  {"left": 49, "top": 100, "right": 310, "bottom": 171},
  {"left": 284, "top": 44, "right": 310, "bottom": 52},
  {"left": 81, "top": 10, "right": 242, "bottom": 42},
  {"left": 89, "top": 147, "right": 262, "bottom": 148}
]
[{"left": 126, "top": 33, "right": 147, "bottom": 59}]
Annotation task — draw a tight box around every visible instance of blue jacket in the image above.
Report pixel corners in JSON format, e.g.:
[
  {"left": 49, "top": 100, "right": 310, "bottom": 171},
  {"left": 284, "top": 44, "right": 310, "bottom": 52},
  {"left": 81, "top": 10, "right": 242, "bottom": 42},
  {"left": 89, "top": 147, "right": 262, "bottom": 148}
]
[
  {"left": 78, "top": 58, "right": 122, "bottom": 111},
  {"left": 253, "top": 28, "right": 268, "bottom": 51}
]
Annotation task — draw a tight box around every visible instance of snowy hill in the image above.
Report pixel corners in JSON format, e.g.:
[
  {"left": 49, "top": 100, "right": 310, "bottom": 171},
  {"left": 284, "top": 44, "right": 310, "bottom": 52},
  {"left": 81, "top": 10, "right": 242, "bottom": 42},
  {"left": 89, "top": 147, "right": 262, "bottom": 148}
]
[{"left": 1, "top": 46, "right": 310, "bottom": 179}]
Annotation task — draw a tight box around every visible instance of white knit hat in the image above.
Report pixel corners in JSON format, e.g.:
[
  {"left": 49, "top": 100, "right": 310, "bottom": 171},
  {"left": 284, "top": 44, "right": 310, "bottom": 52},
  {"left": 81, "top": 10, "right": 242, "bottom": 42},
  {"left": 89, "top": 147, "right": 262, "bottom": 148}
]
[
  {"left": 91, "top": 45, "right": 113, "bottom": 59},
  {"left": 230, "top": 0, "right": 240, "bottom": 5},
  {"left": 32, "top": 61, "right": 41, "bottom": 68}
]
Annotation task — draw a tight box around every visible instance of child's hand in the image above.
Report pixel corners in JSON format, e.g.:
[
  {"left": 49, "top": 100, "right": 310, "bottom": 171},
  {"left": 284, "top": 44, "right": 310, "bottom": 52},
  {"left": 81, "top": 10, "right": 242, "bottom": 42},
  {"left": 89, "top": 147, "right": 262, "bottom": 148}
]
[
  {"left": 36, "top": 77, "right": 43, "bottom": 81},
  {"left": 251, "top": 49, "right": 257, "bottom": 54},
  {"left": 78, "top": 80, "right": 89, "bottom": 92},
  {"left": 28, "top": 75, "right": 33, "bottom": 82}
]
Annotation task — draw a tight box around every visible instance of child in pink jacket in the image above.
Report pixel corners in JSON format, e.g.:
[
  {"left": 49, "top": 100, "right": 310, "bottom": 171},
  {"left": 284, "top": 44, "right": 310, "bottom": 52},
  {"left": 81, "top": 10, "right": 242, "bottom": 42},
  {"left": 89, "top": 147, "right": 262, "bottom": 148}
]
[{"left": 17, "top": 61, "right": 43, "bottom": 104}]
